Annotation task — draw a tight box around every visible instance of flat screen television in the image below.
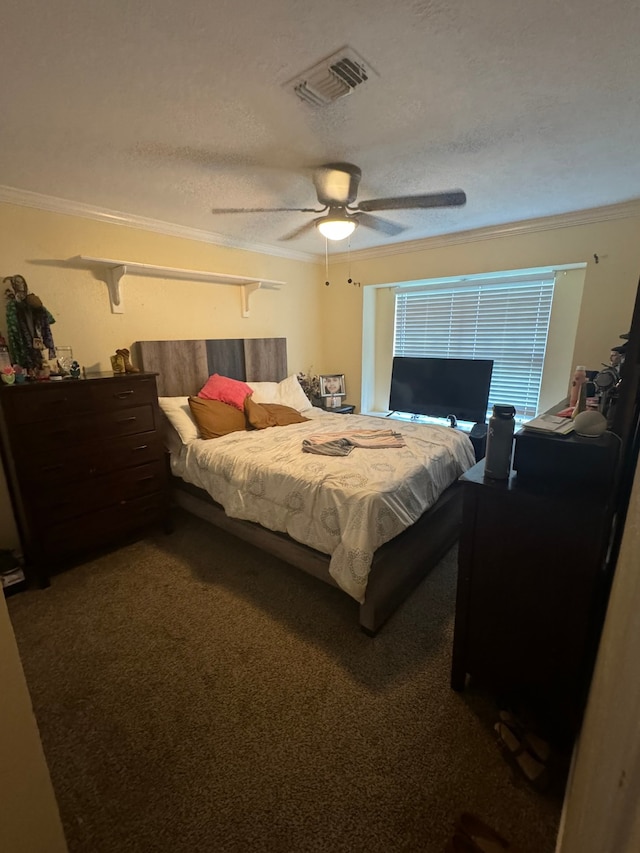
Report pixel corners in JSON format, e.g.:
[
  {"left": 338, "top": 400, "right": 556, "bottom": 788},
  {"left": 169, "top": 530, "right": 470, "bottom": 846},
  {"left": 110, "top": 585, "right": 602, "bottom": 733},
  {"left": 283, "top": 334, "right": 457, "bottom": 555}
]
[{"left": 388, "top": 356, "right": 494, "bottom": 424}]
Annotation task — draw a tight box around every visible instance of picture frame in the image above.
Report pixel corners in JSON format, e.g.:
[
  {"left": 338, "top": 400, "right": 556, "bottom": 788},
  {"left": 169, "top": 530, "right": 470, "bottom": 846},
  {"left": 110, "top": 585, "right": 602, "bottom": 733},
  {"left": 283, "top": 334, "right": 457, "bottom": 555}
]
[
  {"left": 320, "top": 374, "right": 345, "bottom": 397},
  {"left": 325, "top": 395, "right": 343, "bottom": 408}
]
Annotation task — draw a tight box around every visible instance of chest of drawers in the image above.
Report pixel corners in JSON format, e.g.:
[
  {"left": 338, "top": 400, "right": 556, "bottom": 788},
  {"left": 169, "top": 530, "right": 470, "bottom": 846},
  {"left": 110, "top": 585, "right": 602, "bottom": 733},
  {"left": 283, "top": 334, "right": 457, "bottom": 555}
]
[
  {"left": 451, "top": 458, "right": 615, "bottom": 736},
  {"left": 0, "top": 373, "right": 170, "bottom": 586}
]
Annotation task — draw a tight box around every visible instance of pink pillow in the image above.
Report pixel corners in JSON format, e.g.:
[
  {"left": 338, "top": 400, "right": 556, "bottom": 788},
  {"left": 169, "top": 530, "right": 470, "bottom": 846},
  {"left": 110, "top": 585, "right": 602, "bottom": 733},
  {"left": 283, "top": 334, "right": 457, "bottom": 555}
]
[{"left": 198, "top": 373, "right": 252, "bottom": 410}]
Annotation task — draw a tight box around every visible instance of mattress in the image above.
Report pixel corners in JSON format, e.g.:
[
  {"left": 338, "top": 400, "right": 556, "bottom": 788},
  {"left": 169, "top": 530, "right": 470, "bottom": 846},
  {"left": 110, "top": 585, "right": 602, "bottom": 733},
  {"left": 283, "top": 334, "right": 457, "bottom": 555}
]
[{"left": 173, "top": 409, "right": 475, "bottom": 603}]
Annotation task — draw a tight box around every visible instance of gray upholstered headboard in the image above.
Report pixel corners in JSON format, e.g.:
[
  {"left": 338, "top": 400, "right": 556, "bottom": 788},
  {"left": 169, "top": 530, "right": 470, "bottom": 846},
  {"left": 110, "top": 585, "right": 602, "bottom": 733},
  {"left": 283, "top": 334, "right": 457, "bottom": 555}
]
[{"left": 135, "top": 337, "right": 288, "bottom": 397}]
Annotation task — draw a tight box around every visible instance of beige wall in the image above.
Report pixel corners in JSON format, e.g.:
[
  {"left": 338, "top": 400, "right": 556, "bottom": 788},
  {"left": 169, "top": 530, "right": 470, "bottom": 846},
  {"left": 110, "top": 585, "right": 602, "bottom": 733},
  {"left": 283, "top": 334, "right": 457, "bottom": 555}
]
[
  {"left": 540, "top": 268, "right": 585, "bottom": 413},
  {"left": 322, "top": 215, "right": 640, "bottom": 407},
  {"left": 0, "top": 594, "right": 68, "bottom": 853}
]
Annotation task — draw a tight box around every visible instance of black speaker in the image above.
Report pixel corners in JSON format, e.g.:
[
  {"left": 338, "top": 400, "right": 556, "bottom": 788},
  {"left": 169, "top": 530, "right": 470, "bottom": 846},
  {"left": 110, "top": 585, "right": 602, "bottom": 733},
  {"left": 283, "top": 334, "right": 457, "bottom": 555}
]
[{"left": 468, "top": 422, "right": 488, "bottom": 461}]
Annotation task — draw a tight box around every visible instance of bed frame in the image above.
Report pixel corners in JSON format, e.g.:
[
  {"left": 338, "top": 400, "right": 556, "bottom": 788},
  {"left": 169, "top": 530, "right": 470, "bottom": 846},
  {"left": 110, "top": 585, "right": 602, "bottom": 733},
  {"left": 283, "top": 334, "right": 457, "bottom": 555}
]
[{"left": 136, "top": 337, "right": 463, "bottom": 635}]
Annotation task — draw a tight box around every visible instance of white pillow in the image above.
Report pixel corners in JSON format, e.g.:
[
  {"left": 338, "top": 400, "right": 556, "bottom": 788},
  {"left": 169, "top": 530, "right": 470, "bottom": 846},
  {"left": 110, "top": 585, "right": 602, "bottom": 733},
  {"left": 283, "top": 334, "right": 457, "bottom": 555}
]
[
  {"left": 158, "top": 396, "right": 200, "bottom": 444},
  {"left": 247, "top": 381, "right": 279, "bottom": 404},
  {"left": 247, "top": 374, "right": 312, "bottom": 412}
]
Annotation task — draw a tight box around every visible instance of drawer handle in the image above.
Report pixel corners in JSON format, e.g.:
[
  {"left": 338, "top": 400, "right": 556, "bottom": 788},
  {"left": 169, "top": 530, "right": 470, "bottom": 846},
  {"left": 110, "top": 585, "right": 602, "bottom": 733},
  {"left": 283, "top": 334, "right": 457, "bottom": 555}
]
[
  {"left": 116, "top": 416, "right": 137, "bottom": 424},
  {"left": 41, "top": 463, "right": 64, "bottom": 473},
  {"left": 132, "top": 444, "right": 149, "bottom": 451},
  {"left": 115, "top": 390, "right": 134, "bottom": 399},
  {"left": 136, "top": 475, "right": 156, "bottom": 483}
]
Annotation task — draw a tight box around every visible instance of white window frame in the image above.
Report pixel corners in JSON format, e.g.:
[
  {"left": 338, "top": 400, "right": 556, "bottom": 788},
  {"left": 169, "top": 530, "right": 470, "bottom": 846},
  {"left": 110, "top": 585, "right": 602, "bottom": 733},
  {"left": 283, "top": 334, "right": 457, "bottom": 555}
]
[{"left": 393, "top": 273, "right": 556, "bottom": 424}]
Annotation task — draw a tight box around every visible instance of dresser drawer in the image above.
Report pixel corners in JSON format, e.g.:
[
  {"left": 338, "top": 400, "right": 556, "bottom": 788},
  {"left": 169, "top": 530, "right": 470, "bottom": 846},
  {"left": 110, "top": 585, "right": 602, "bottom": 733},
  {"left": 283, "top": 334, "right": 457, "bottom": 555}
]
[
  {"left": 16, "top": 404, "right": 157, "bottom": 451},
  {"left": 95, "top": 404, "right": 157, "bottom": 439},
  {"left": 0, "top": 376, "right": 158, "bottom": 426},
  {"left": 90, "top": 376, "right": 158, "bottom": 412},
  {"left": 16, "top": 431, "right": 164, "bottom": 487},
  {"left": 1, "top": 383, "right": 93, "bottom": 425},
  {"left": 33, "top": 459, "right": 166, "bottom": 518},
  {"left": 41, "top": 492, "right": 168, "bottom": 558}
]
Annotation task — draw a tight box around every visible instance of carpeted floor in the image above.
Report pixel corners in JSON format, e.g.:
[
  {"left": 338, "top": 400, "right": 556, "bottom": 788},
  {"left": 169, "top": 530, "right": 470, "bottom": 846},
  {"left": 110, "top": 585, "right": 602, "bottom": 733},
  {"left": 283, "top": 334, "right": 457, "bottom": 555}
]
[{"left": 8, "top": 510, "right": 565, "bottom": 853}]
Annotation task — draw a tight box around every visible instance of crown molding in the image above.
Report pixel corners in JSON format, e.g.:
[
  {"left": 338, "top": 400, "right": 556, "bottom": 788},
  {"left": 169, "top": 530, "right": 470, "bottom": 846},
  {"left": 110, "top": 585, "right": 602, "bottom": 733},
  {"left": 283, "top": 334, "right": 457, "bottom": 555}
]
[
  {"left": 3, "top": 184, "right": 640, "bottom": 268},
  {"left": 330, "top": 199, "right": 640, "bottom": 263},
  {"left": 0, "top": 185, "right": 317, "bottom": 264}
]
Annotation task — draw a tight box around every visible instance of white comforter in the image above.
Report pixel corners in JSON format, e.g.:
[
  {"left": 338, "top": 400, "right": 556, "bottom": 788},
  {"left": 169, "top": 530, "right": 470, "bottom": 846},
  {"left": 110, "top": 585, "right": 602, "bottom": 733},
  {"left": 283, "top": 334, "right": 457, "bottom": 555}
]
[{"left": 175, "top": 409, "right": 475, "bottom": 603}]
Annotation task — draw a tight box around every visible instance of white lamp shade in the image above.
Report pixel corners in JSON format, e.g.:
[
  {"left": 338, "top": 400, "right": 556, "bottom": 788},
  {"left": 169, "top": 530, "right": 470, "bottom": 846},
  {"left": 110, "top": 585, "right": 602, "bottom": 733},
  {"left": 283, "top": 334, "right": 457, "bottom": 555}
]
[{"left": 317, "top": 217, "right": 357, "bottom": 240}]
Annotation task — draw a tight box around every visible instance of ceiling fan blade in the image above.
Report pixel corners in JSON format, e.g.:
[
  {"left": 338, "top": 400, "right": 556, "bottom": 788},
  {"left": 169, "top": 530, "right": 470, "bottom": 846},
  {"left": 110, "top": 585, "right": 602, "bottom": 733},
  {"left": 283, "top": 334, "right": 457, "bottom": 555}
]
[
  {"left": 279, "top": 219, "right": 321, "bottom": 241},
  {"left": 354, "top": 212, "right": 406, "bottom": 236},
  {"left": 357, "top": 190, "right": 467, "bottom": 212},
  {"left": 212, "top": 206, "right": 323, "bottom": 214},
  {"left": 313, "top": 163, "right": 362, "bottom": 206}
]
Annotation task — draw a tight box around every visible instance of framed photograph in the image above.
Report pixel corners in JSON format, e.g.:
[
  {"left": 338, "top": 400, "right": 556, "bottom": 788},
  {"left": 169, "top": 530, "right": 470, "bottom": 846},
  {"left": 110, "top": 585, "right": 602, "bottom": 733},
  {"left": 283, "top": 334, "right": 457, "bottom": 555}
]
[{"left": 320, "top": 374, "right": 345, "bottom": 397}]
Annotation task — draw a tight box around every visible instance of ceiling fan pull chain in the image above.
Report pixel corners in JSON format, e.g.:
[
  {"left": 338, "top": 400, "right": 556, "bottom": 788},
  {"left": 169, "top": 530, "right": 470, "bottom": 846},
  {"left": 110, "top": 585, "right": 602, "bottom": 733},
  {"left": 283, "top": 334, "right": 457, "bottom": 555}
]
[
  {"left": 325, "top": 238, "right": 330, "bottom": 286},
  {"left": 346, "top": 237, "right": 360, "bottom": 286}
]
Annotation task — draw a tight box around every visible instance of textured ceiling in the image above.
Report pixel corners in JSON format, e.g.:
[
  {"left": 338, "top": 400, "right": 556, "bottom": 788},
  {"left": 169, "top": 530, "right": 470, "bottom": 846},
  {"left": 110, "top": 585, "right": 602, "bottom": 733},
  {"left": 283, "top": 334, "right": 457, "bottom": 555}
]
[{"left": 2, "top": 0, "right": 640, "bottom": 258}]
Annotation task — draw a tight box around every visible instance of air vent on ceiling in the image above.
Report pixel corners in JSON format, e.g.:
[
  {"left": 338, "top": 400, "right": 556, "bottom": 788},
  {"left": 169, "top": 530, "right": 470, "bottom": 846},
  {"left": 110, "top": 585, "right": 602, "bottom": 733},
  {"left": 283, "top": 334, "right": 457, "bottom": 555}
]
[{"left": 286, "top": 47, "right": 376, "bottom": 107}]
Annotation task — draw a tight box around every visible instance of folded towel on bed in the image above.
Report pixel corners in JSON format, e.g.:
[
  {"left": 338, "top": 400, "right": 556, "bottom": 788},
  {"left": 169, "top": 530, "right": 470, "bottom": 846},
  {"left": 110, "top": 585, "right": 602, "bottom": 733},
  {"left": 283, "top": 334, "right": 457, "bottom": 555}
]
[{"left": 302, "top": 429, "right": 406, "bottom": 456}]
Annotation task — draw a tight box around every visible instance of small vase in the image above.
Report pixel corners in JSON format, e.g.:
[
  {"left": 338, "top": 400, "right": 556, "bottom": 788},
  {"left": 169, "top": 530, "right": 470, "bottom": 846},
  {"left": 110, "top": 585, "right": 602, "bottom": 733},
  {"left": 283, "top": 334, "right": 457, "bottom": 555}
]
[{"left": 1, "top": 373, "right": 15, "bottom": 385}]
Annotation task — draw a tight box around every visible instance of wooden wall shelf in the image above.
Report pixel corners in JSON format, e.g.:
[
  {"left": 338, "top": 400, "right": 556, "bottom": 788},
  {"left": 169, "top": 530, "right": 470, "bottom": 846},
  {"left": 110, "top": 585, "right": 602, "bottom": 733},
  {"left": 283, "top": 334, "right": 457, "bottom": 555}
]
[{"left": 71, "top": 256, "right": 284, "bottom": 317}]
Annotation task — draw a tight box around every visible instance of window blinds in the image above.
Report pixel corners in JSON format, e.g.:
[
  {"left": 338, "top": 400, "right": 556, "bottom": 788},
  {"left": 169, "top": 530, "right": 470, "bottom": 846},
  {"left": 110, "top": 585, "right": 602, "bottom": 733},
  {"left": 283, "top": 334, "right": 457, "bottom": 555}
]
[{"left": 394, "top": 276, "right": 556, "bottom": 421}]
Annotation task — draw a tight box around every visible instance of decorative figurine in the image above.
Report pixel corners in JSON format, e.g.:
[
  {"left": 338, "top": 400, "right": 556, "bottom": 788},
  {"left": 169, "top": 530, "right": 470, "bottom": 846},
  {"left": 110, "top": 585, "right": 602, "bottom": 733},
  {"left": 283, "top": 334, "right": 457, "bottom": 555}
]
[
  {"left": 1, "top": 366, "right": 16, "bottom": 385},
  {"left": 69, "top": 360, "right": 81, "bottom": 379}
]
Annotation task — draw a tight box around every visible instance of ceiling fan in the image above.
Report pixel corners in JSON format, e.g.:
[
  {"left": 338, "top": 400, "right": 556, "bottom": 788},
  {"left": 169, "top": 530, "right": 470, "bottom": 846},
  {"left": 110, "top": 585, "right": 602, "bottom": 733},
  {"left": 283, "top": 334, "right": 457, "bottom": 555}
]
[{"left": 211, "top": 162, "right": 466, "bottom": 241}]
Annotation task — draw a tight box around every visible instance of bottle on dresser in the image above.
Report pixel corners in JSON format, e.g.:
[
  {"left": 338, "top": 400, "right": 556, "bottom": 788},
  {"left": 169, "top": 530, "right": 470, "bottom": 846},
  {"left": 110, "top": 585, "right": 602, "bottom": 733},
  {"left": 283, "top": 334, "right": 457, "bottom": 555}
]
[
  {"left": 0, "top": 335, "right": 11, "bottom": 371},
  {"left": 569, "top": 365, "right": 587, "bottom": 408},
  {"left": 484, "top": 404, "right": 516, "bottom": 480}
]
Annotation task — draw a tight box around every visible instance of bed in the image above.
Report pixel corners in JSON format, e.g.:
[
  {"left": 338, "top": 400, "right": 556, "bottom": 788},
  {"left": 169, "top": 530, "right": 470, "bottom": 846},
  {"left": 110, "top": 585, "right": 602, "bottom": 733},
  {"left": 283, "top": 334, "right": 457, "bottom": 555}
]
[{"left": 135, "top": 337, "right": 475, "bottom": 634}]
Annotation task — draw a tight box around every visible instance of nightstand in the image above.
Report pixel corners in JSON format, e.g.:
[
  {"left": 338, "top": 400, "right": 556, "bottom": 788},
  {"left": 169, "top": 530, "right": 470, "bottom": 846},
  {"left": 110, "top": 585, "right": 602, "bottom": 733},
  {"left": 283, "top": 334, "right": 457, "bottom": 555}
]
[{"left": 330, "top": 403, "right": 355, "bottom": 414}]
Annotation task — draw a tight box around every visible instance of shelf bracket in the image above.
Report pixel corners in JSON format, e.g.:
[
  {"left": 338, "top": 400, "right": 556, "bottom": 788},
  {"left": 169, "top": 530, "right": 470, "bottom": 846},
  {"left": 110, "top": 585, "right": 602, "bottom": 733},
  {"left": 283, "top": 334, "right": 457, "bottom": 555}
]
[
  {"left": 241, "top": 282, "right": 262, "bottom": 318},
  {"left": 106, "top": 265, "right": 126, "bottom": 314}
]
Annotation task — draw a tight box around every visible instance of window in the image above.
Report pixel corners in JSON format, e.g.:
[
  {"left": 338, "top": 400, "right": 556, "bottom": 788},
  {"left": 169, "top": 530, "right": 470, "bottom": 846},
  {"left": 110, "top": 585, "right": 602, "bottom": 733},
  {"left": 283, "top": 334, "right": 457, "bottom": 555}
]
[{"left": 394, "top": 273, "right": 556, "bottom": 422}]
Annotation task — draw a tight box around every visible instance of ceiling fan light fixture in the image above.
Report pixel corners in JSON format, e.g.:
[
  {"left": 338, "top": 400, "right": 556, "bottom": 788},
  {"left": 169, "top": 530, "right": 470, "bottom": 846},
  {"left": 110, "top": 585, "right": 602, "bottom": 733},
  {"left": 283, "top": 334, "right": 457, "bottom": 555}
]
[
  {"left": 316, "top": 215, "right": 357, "bottom": 241},
  {"left": 211, "top": 160, "right": 466, "bottom": 244}
]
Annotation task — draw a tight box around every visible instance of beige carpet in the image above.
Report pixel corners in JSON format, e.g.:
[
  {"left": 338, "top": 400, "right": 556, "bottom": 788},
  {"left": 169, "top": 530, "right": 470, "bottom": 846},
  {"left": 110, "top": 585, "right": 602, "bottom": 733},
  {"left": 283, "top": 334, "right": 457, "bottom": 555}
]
[{"left": 7, "top": 509, "right": 564, "bottom": 853}]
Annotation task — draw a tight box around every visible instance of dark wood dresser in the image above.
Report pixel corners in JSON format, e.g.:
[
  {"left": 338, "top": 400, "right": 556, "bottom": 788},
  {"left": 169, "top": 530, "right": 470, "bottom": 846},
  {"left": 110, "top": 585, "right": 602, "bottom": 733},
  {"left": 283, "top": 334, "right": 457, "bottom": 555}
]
[
  {"left": 0, "top": 373, "right": 170, "bottom": 586},
  {"left": 451, "top": 456, "right": 617, "bottom": 736}
]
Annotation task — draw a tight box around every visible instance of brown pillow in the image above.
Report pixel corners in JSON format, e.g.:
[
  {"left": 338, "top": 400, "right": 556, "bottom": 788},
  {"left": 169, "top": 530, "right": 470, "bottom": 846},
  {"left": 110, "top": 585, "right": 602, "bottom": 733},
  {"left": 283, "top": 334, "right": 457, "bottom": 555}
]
[
  {"left": 244, "top": 396, "right": 309, "bottom": 429},
  {"left": 188, "top": 396, "right": 247, "bottom": 439}
]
